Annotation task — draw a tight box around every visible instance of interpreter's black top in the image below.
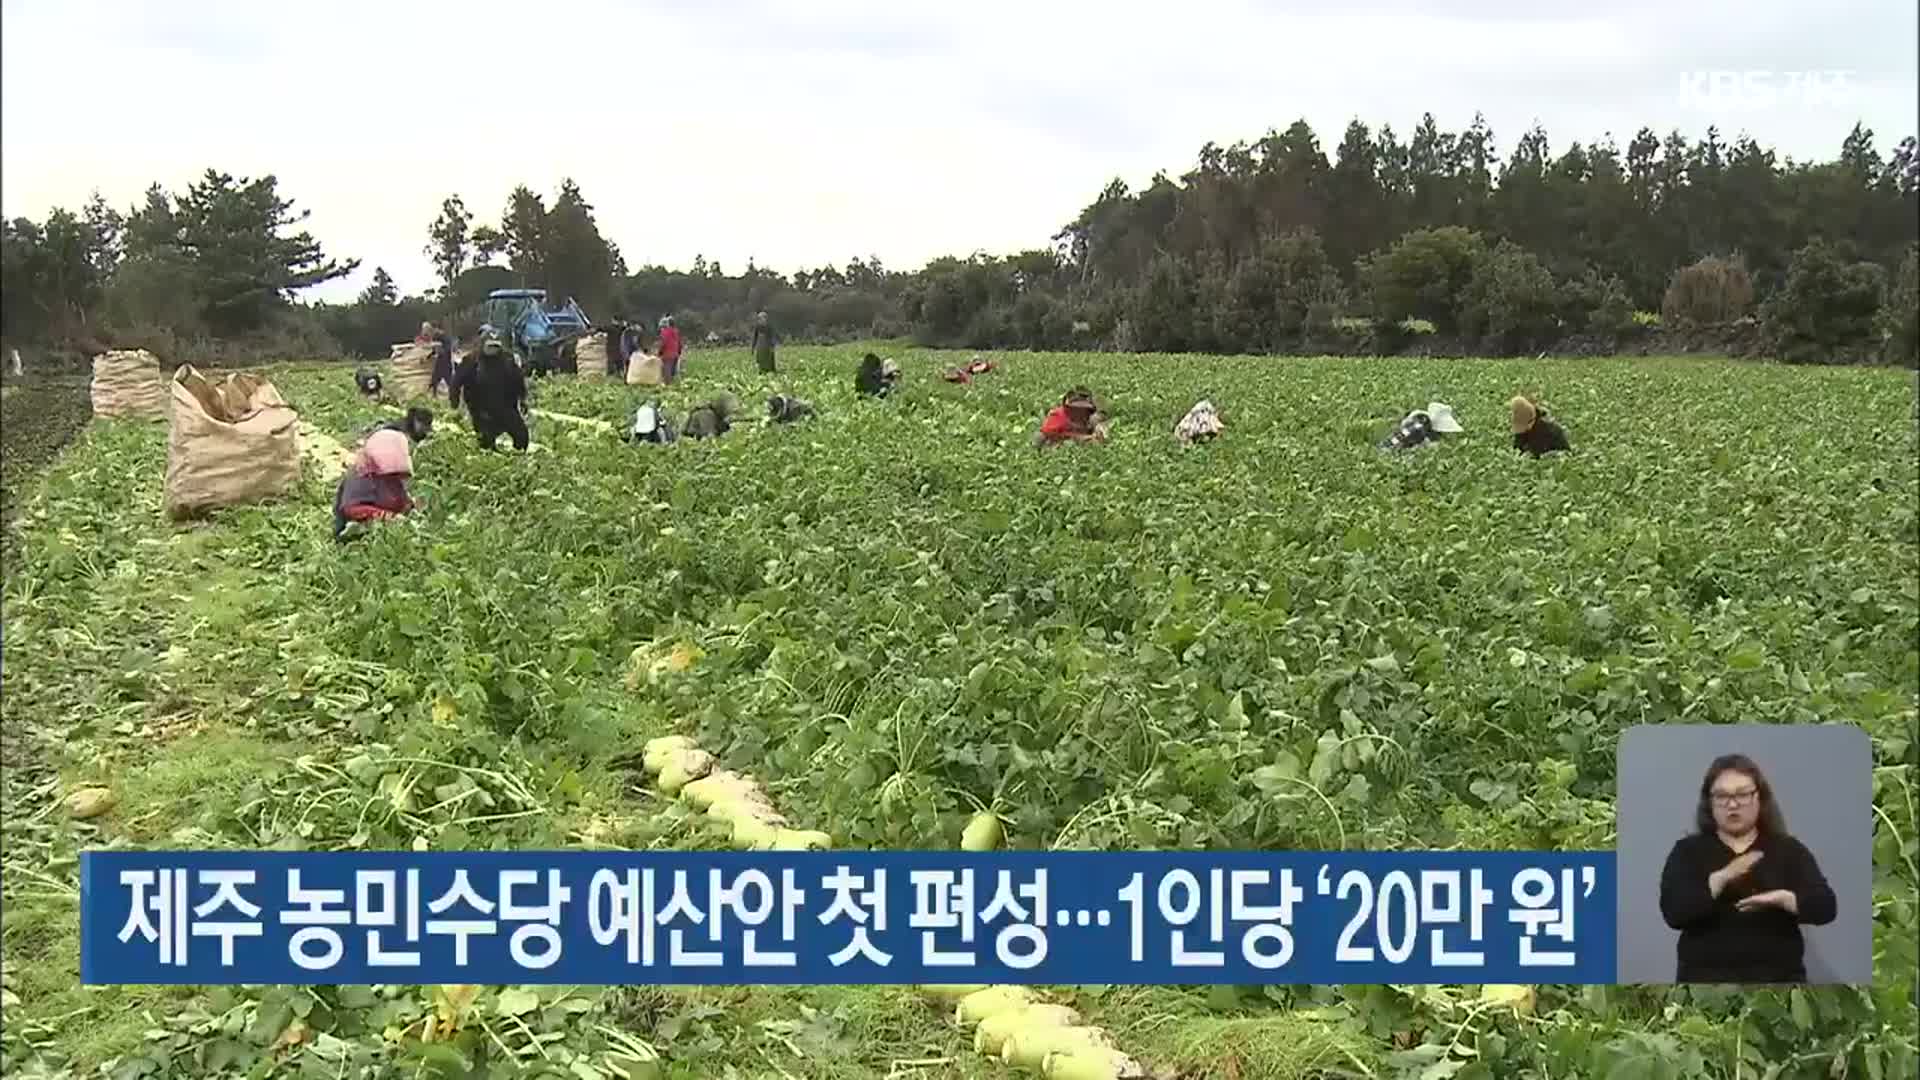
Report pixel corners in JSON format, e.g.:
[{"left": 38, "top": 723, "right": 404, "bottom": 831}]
[{"left": 1658, "top": 830, "right": 1838, "bottom": 983}]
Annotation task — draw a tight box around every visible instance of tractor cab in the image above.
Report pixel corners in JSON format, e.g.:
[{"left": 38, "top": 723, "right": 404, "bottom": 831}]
[{"left": 482, "top": 288, "right": 592, "bottom": 375}]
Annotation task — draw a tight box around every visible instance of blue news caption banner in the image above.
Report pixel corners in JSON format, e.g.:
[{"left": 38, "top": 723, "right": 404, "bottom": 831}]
[{"left": 81, "top": 850, "right": 1617, "bottom": 986}]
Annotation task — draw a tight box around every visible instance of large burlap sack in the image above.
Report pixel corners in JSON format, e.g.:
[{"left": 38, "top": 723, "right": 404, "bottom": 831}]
[
  {"left": 91, "top": 350, "right": 167, "bottom": 419},
  {"left": 389, "top": 341, "right": 435, "bottom": 398},
  {"left": 626, "top": 352, "right": 663, "bottom": 386},
  {"left": 164, "top": 366, "right": 302, "bottom": 520},
  {"left": 576, "top": 332, "right": 609, "bottom": 379}
]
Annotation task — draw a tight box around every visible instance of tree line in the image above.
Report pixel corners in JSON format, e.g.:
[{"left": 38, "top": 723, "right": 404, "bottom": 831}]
[{"left": 4, "top": 114, "right": 1916, "bottom": 369}]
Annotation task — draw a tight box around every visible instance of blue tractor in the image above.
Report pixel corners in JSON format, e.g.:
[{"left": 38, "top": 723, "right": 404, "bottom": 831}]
[{"left": 478, "top": 289, "right": 593, "bottom": 375}]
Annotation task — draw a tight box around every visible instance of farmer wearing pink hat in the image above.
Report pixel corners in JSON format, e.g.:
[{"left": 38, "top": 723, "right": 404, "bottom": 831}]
[{"left": 333, "top": 429, "right": 418, "bottom": 541}]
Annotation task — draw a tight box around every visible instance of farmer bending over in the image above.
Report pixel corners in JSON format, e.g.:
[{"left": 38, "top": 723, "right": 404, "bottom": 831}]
[
  {"left": 943, "top": 356, "right": 997, "bottom": 384},
  {"left": 1380, "top": 401, "right": 1463, "bottom": 451},
  {"left": 1036, "top": 386, "right": 1107, "bottom": 447},
  {"left": 450, "top": 330, "right": 531, "bottom": 451},
  {"left": 353, "top": 406, "right": 434, "bottom": 445},
  {"left": 354, "top": 367, "right": 386, "bottom": 400},
  {"left": 625, "top": 400, "right": 676, "bottom": 445},
  {"left": 854, "top": 353, "right": 901, "bottom": 398},
  {"left": 1174, "top": 400, "right": 1224, "bottom": 447},
  {"left": 378, "top": 406, "right": 435, "bottom": 443},
  {"left": 1510, "top": 396, "right": 1570, "bottom": 457},
  {"left": 767, "top": 394, "right": 815, "bottom": 424},
  {"left": 333, "top": 430, "right": 417, "bottom": 542},
  {"left": 682, "top": 394, "right": 740, "bottom": 440}
]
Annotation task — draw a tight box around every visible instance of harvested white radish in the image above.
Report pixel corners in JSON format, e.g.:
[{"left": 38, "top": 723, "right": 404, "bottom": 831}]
[
  {"left": 707, "top": 793, "right": 784, "bottom": 828},
  {"left": 657, "top": 750, "right": 714, "bottom": 795},
  {"left": 961, "top": 810, "right": 1004, "bottom": 851},
  {"left": 975, "top": 1004, "right": 1080, "bottom": 1055},
  {"left": 641, "top": 735, "right": 696, "bottom": 774},
  {"left": 955, "top": 986, "right": 1036, "bottom": 1026},
  {"left": 1003, "top": 1026, "right": 1116, "bottom": 1071},
  {"left": 771, "top": 828, "right": 832, "bottom": 850},
  {"left": 1042, "top": 1047, "right": 1145, "bottom": 1080},
  {"left": 731, "top": 816, "right": 779, "bottom": 850},
  {"left": 915, "top": 984, "right": 990, "bottom": 1000},
  {"left": 683, "top": 771, "right": 757, "bottom": 809}
]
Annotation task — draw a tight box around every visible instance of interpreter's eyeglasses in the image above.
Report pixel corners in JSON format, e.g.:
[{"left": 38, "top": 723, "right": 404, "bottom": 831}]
[{"left": 1711, "top": 789, "right": 1758, "bottom": 808}]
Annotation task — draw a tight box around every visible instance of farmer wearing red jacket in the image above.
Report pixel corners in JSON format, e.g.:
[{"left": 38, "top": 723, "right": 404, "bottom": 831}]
[
  {"left": 333, "top": 430, "right": 417, "bottom": 541},
  {"left": 658, "top": 316, "right": 684, "bottom": 384},
  {"left": 1035, "top": 386, "right": 1107, "bottom": 447}
]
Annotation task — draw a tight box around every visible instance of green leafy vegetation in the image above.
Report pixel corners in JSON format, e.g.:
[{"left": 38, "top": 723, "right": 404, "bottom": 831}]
[{"left": 3, "top": 345, "right": 1916, "bottom": 1079}]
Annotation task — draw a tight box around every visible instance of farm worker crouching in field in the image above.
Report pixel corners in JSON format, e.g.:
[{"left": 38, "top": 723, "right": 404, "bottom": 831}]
[
  {"left": 356, "top": 406, "right": 434, "bottom": 445},
  {"left": 333, "top": 430, "right": 417, "bottom": 542},
  {"left": 752, "top": 311, "right": 777, "bottom": 373},
  {"left": 450, "top": 330, "right": 531, "bottom": 451},
  {"left": 855, "top": 353, "right": 901, "bottom": 397},
  {"left": 682, "top": 394, "right": 740, "bottom": 440},
  {"left": 354, "top": 366, "right": 386, "bottom": 400},
  {"left": 1380, "top": 401, "right": 1463, "bottom": 451},
  {"left": 377, "top": 406, "right": 435, "bottom": 443},
  {"left": 624, "top": 400, "right": 676, "bottom": 444},
  {"left": 942, "top": 356, "right": 997, "bottom": 384},
  {"left": 1174, "top": 400, "right": 1224, "bottom": 447},
  {"left": 1510, "top": 396, "right": 1571, "bottom": 457},
  {"left": 767, "top": 394, "right": 815, "bottom": 423},
  {"left": 658, "top": 316, "right": 685, "bottom": 384},
  {"left": 1036, "top": 387, "right": 1107, "bottom": 447}
]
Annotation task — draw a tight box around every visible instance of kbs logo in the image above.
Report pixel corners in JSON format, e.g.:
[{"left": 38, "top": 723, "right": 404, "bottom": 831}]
[{"left": 1678, "top": 71, "right": 1859, "bottom": 111}]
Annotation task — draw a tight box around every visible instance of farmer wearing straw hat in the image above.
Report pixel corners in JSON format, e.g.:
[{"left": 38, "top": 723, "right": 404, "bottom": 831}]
[
  {"left": 1381, "top": 401, "right": 1464, "bottom": 451},
  {"left": 333, "top": 429, "right": 418, "bottom": 541},
  {"left": 1510, "top": 396, "right": 1570, "bottom": 457}
]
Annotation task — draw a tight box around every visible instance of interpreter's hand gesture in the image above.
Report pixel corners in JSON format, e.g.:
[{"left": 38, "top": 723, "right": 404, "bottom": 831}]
[
  {"left": 1709, "top": 850, "right": 1763, "bottom": 897},
  {"left": 1735, "top": 889, "right": 1798, "bottom": 915}
]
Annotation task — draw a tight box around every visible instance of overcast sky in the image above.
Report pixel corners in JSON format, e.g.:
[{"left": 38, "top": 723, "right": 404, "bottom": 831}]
[{"left": 4, "top": 0, "right": 1914, "bottom": 302}]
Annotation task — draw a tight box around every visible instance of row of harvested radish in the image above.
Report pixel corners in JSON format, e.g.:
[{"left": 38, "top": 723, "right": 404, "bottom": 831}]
[
  {"left": 641, "top": 735, "right": 830, "bottom": 851},
  {"left": 916, "top": 984, "right": 1150, "bottom": 1079},
  {"left": 938, "top": 813, "right": 1149, "bottom": 1078},
  {"left": 639, "top": 735, "right": 1151, "bottom": 1079}
]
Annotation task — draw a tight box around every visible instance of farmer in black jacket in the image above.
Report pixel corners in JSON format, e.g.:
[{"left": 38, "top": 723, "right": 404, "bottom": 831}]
[
  {"left": 1658, "top": 754, "right": 1838, "bottom": 983},
  {"left": 1510, "top": 396, "right": 1571, "bottom": 456},
  {"left": 450, "top": 330, "right": 530, "bottom": 451},
  {"left": 854, "top": 353, "right": 900, "bottom": 398}
]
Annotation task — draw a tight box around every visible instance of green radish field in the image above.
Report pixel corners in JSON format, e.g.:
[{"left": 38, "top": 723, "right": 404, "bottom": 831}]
[{"left": 2, "top": 346, "right": 1916, "bottom": 1079}]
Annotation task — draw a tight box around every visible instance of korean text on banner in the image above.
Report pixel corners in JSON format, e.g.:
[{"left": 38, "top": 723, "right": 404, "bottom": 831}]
[{"left": 81, "top": 851, "right": 1617, "bottom": 986}]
